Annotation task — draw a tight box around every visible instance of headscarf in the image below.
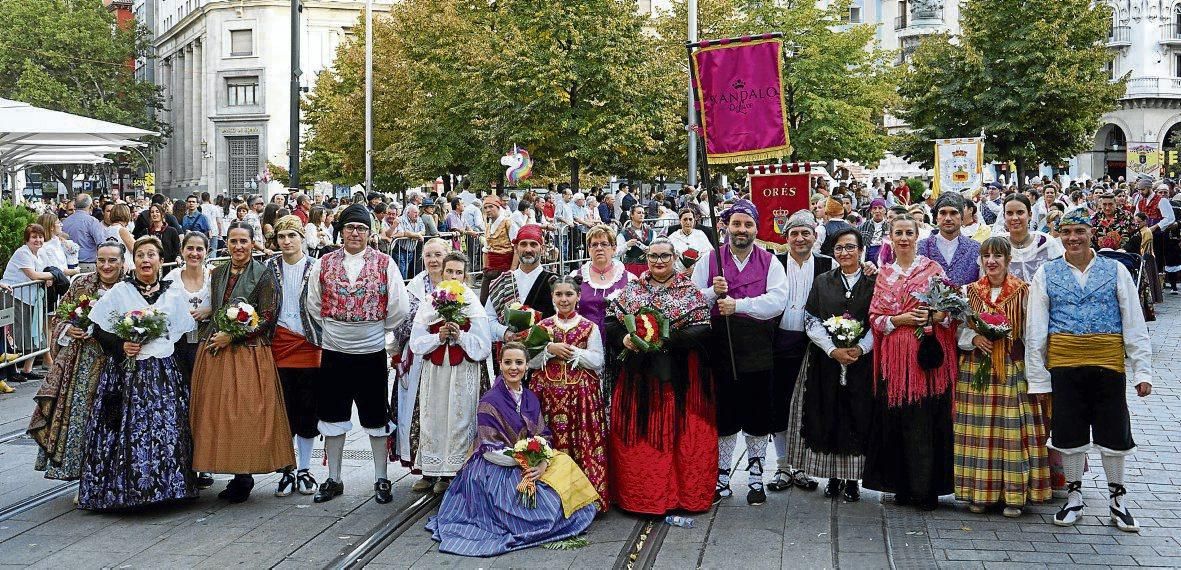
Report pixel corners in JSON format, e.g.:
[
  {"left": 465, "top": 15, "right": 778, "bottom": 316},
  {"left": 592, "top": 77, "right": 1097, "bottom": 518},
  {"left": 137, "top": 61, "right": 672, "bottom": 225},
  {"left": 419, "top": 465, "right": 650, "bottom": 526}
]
[
  {"left": 782, "top": 210, "right": 817, "bottom": 233},
  {"left": 933, "top": 191, "right": 965, "bottom": 213},
  {"left": 337, "top": 203, "right": 371, "bottom": 227},
  {"left": 483, "top": 195, "right": 503, "bottom": 207},
  {"left": 514, "top": 223, "right": 544, "bottom": 244},
  {"left": 721, "top": 199, "right": 758, "bottom": 225},
  {"left": 870, "top": 198, "right": 886, "bottom": 209},
  {"left": 824, "top": 198, "right": 844, "bottom": 217},
  {"left": 274, "top": 215, "right": 304, "bottom": 238},
  {"left": 1058, "top": 207, "right": 1092, "bottom": 229}
]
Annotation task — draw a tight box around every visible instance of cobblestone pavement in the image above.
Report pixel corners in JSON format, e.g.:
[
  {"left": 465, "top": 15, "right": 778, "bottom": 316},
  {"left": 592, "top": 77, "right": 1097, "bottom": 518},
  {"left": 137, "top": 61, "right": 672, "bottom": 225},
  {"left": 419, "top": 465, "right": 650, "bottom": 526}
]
[{"left": 0, "top": 298, "right": 1177, "bottom": 568}]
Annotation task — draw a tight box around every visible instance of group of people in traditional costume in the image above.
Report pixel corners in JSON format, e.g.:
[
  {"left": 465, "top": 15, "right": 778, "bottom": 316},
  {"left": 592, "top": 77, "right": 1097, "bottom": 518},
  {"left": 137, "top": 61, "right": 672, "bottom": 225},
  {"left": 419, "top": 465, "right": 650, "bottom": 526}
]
[{"left": 22, "top": 184, "right": 1155, "bottom": 558}]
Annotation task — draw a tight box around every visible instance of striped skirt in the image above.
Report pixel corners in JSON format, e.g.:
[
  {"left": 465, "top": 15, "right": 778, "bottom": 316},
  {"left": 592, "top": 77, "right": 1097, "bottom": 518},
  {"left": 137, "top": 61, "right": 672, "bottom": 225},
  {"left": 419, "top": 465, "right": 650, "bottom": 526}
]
[
  {"left": 953, "top": 353, "right": 1052, "bottom": 507},
  {"left": 785, "top": 357, "right": 865, "bottom": 480}
]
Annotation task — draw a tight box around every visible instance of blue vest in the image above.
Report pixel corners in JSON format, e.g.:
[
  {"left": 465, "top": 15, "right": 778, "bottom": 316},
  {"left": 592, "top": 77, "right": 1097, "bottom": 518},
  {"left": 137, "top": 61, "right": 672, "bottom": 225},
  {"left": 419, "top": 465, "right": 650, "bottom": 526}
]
[{"left": 1044, "top": 257, "right": 1122, "bottom": 335}]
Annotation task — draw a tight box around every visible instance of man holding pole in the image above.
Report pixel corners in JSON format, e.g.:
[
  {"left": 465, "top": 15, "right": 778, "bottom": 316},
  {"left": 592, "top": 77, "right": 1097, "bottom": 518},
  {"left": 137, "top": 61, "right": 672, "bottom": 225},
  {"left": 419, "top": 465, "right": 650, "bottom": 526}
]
[{"left": 692, "top": 200, "right": 786, "bottom": 506}]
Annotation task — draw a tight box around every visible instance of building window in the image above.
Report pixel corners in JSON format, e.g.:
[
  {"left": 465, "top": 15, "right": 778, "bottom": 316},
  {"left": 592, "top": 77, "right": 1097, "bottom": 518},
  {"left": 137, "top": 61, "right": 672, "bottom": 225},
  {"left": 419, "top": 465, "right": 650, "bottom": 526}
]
[
  {"left": 1175, "top": 53, "right": 1181, "bottom": 78},
  {"left": 1175, "top": 5, "right": 1181, "bottom": 36},
  {"left": 227, "top": 77, "right": 259, "bottom": 106},
  {"left": 230, "top": 29, "right": 253, "bottom": 57},
  {"left": 848, "top": 6, "right": 862, "bottom": 23}
]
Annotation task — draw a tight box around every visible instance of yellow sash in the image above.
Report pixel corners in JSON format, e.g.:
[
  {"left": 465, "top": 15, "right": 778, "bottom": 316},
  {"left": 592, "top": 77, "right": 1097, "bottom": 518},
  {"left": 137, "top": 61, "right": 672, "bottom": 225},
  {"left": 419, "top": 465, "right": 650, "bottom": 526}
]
[
  {"left": 540, "top": 452, "right": 600, "bottom": 518},
  {"left": 1047, "top": 333, "right": 1124, "bottom": 374}
]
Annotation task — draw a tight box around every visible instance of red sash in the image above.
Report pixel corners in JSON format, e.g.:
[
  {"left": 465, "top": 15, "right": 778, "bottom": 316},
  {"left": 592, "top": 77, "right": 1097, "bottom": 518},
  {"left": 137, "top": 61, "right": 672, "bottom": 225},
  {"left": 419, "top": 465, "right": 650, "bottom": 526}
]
[
  {"left": 272, "top": 326, "right": 321, "bottom": 368},
  {"left": 485, "top": 251, "right": 514, "bottom": 271},
  {"left": 426, "top": 320, "right": 473, "bottom": 366}
]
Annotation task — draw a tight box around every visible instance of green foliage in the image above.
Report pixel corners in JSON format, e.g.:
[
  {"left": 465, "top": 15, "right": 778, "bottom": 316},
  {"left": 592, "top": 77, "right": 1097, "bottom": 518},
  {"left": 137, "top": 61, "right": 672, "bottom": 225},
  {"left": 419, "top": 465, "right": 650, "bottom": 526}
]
[
  {"left": 0, "top": 204, "right": 37, "bottom": 267},
  {"left": 894, "top": 0, "right": 1123, "bottom": 168},
  {"left": 652, "top": 0, "right": 898, "bottom": 167},
  {"left": 0, "top": 0, "right": 168, "bottom": 185},
  {"left": 906, "top": 177, "right": 926, "bottom": 203},
  {"left": 267, "top": 162, "right": 291, "bottom": 188}
]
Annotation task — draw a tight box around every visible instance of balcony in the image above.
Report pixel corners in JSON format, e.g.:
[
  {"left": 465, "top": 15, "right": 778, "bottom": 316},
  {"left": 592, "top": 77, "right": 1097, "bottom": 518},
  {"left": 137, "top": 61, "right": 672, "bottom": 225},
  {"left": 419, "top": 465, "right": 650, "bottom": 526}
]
[
  {"left": 896, "top": 7, "right": 945, "bottom": 38},
  {"left": 1161, "top": 23, "right": 1181, "bottom": 45},
  {"left": 1108, "top": 25, "right": 1131, "bottom": 47},
  {"left": 894, "top": 16, "right": 907, "bottom": 30},
  {"left": 1122, "top": 76, "right": 1181, "bottom": 99}
]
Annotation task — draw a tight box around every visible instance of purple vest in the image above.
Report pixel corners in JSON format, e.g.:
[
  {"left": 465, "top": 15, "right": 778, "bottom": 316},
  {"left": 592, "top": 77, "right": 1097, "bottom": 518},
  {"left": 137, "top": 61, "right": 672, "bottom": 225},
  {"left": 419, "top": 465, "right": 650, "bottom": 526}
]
[
  {"left": 918, "top": 235, "right": 980, "bottom": 287},
  {"left": 707, "top": 245, "right": 772, "bottom": 319}
]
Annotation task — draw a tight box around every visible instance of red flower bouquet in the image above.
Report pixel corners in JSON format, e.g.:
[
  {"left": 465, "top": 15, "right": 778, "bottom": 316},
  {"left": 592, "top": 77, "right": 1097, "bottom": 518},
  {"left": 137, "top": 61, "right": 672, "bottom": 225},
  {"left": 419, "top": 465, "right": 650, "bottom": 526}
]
[
  {"left": 619, "top": 307, "right": 670, "bottom": 356},
  {"left": 502, "top": 435, "right": 557, "bottom": 508},
  {"left": 968, "top": 311, "right": 1012, "bottom": 390},
  {"left": 680, "top": 248, "right": 700, "bottom": 269}
]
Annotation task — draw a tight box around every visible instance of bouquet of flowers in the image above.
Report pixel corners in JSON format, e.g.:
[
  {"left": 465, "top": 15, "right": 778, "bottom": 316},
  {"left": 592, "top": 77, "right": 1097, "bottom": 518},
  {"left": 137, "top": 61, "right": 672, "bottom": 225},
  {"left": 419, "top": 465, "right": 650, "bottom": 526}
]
[
  {"left": 213, "top": 298, "right": 261, "bottom": 340},
  {"left": 504, "top": 302, "right": 542, "bottom": 333},
  {"left": 618, "top": 307, "right": 670, "bottom": 359},
  {"left": 431, "top": 280, "right": 469, "bottom": 326},
  {"left": 821, "top": 313, "right": 866, "bottom": 386},
  {"left": 680, "top": 248, "right": 701, "bottom": 270},
  {"left": 502, "top": 435, "right": 557, "bottom": 509},
  {"left": 910, "top": 274, "right": 970, "bottom": 339},
  {"left": 967, "top": 311, "right": 1013, "bottom": 390},
  {"left": 56, "top": 294, "right": 95, "bottom": 330},
  {"left": 521, "top": 325, "right": 552, "bottom": 360},
  {"left": 110, "top": 307, "right": 170, "bottom": 371}
]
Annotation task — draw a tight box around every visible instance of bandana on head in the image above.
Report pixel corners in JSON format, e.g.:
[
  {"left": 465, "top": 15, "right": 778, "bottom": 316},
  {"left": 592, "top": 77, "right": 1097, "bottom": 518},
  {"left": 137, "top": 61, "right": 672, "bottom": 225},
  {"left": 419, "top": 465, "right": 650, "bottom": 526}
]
[
  {"left": 336, "top": 204, "right": 372, "bottom": 229},
  {"left": 870, "top": 198, "right": 886, "bottom": 209},
  {"left": 933, "top": 192, "right": 965, "bottom": 213},
  {"left": 483, "top": 195, "right": 503, "bottom": 207},
  {"left": 721, "top": 199, "right": 759, "bottom": 225},
  {"left": 782, "top": 210, "right": 817, "bottom": 233},
  {"left": 1057, "top": 207, "right": 1092, "bottom": 229},
  {"left": 274, "top": 215, "right": 304, "bottom": 238},
  {"left": 824, "top": 198, "right": 844, "bottom": 217},
  {"left": 514, "top": 224, "right": 544, "bottom": 245}
]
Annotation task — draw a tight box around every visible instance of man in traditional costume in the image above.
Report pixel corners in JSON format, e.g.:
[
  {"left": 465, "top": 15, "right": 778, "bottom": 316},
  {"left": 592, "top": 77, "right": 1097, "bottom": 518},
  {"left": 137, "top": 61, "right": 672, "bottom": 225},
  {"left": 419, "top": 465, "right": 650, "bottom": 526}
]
[
  {"left": 480, "top": 196, "right": 517, "bottom": 303},
  {"left": 1091, "top": 192, "right": 1138, "bottom": 251},
  {"left": 484, "top": 224, "right": 557, "bottom": 344},
  {"left": 306, "top": 204, "right": 409, "bottom": 504},
  {"left": 917, "top": 192, "right": 980, "bottom": 287},
  {"left": 858, "top": 199, "right": 889, "bottom": 264},
  {"left": 692, "top": 200, "right": 787, "bottom": 506},
  {"left": 767, "top": 212, "right": 831, "bottom": 494},
  {"left": 1134, "top": 181, "right": 1176, "bottom": 273},
  {"left": 265, "top": 216, "right": 322, "bottom": 497},
  {"left": 1025, "top": 208, "right": 1152, "bottom": 532}
]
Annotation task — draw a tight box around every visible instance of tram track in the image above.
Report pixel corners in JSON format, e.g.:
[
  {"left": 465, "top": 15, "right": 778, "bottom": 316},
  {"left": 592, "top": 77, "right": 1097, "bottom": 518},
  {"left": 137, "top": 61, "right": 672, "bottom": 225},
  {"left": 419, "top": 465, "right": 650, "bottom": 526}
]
[
  {"left": 0, "top": 426, "right": 28, "bottom": 445},
  {"left": 0, "top": 481, "right": 77, "bottom": 523},
  {"left": 324, "top": 492, "right": 442, "bottom": 569}
]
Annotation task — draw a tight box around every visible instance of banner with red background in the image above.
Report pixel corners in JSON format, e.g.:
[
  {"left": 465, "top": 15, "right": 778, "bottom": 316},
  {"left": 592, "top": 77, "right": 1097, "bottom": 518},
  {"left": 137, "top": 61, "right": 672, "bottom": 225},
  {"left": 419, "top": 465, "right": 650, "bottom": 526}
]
[{"left": 749, "top": 166, "right": 811, "bottom": 245}]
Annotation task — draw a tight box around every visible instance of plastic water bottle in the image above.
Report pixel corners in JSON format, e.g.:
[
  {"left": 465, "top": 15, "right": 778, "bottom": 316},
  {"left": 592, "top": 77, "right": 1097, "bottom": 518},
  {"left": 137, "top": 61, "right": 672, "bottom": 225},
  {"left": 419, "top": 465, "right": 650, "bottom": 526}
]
[{"left": 664, "top": 515, "right": 695, "bottom": 528}]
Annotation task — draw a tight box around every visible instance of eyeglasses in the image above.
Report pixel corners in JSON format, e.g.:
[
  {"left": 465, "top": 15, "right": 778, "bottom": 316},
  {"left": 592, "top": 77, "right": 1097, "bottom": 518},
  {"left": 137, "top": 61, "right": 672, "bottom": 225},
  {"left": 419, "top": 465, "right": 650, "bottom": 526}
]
[
  {"left": 832, "top": 244, "right": 859, "bottom": 253},
  {"left": 588, "top": 242, "right": 612, "bottom": 249},
  {"left": 646, "top": 253, "right": 674, "bottom": 262},
  {"left": 342, "top": 223, "right": 370, "bottom": 234}
]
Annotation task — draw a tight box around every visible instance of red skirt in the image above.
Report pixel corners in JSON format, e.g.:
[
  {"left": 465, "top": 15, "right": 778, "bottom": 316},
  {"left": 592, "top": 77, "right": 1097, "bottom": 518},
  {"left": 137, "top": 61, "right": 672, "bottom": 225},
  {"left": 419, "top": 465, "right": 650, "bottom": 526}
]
[
  {"left": 623, "top": 262, "right": 648, "bottom": 277},
  {"left": 608, "top": 359, "right": 717, "bottom": 515}
]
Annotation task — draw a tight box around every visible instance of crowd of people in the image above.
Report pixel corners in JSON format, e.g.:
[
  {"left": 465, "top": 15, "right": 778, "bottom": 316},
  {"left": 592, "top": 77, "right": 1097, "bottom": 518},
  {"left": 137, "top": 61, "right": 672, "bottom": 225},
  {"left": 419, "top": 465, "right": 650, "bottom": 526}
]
[{"left": 0, "top": 169, "right": 1167, "bottom": 557}]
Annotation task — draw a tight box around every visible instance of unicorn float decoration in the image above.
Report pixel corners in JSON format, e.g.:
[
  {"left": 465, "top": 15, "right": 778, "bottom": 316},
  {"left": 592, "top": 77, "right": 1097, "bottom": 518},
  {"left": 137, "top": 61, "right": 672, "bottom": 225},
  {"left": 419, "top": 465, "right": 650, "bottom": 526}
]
[{"left": 501, "top": 145, "right": 533, "bottom": 186}]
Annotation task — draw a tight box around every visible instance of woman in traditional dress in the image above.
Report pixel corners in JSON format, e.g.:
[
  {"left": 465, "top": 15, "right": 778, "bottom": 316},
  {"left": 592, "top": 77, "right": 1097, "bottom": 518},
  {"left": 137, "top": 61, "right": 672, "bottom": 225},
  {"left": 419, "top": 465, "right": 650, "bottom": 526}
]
[
  {"left": 190, "top": 222, "right": 294, "bottom": 503},
  {"left": 616, "top": 205, "right": 655, "bottom": 277},
  {"left": 392, "top": 238, "right": 448, "bottom": 491},
  {"left": 993, "top": 194, "right": 1064, "bottom": 282},
  {"left": 1131, "top": 212, "right": 1164, "bottom": 304},
  {"left": 784, "top": 228, "right": 875, "bottom": 502},
  {"left": 575, "top": 225, "right": 633, "bottom": 344},
  {"left": 409, "top": 252, "right": 491, "bottom": 494},
  {"left": 665, "top": 207, "right": 713, "bottom": 274},
  {"left": 954, "top": 237, "right": 1052, "bottom": 518},
  {"left": 426, "top": 343, "right": 597, "bottom": 556},
  {"left": 29, "top": 242, "right": 124, "bottom": 481},
  {"left": 606, "top": 238, "right": 716, "bottom": 515},
  {"left": 163, "top": 232, "right": 212, "bottom": 382},
  {"left": 864, "top": 215, "right": 958, "bottom": 511},
  {"left": 80, "top": 236, "right": 197, "bottom": 510},
  {"left": 528, "top": 276, "right": 608, "bottom": 508}
]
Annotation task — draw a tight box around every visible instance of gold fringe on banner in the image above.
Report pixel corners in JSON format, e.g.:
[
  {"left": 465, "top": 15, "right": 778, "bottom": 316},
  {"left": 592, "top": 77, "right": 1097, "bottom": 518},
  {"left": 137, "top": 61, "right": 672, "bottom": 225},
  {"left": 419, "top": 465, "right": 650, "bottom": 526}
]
[{"left": 708, "top": 145, "right": 793, "bottom": 165}]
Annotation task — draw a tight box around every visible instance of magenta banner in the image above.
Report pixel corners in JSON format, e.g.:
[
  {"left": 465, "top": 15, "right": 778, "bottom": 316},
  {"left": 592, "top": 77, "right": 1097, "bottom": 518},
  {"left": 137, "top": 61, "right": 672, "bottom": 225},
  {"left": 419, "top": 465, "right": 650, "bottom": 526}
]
[{"left": 692, "top": 38, "right": 792, "bottom": 164}]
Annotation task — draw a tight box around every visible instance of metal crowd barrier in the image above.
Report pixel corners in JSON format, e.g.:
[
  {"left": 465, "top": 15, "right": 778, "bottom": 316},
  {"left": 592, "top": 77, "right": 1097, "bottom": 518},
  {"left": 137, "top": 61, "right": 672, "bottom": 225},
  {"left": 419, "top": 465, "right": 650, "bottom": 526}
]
[{"left": 0, "top": 280, "right": 49, "bottom": 371}]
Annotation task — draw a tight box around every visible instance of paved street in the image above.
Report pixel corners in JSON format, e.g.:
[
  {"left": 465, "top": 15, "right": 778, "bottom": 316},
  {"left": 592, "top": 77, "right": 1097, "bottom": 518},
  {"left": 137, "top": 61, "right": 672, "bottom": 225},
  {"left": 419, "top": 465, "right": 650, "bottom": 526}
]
[{"left": 0, "top": 297, "right": 1178, "bottom": 569}]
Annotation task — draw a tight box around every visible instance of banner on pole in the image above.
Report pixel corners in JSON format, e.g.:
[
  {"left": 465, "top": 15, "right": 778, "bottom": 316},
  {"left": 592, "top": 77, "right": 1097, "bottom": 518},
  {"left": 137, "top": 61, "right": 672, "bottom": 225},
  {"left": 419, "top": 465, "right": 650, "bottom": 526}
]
[
  {"left": 692, "top": 38, "right": 792, "bottom": 164},
  {"left": 1127, "top": 143, "right": 1161, "bottom": 179},
  {"left": 932, "top": 137, "right": 984, "bottom": 198},
  {"left": 749, "top": 168, "right": 811, "bottom": 245}
]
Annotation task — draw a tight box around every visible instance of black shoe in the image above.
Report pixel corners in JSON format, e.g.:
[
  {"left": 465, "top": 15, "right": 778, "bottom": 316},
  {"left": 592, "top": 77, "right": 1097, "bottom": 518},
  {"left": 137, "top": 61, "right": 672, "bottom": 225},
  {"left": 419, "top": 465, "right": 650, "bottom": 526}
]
[
  {"left": 275, "top": 469, "right": 296, "bottom": 497},
  {"left": 746, "top": 457, "right": 766, "bottom": 506},
  {"left": 314, "top": 478, "right": 344, "bottom": 503},
  {"left": 9, "top": 373, "right": 28, "bottom": 383},
  {"left": 714, "top": 468, "right": 732, "bottom": 504},
  {"left": 218, "top": 475, "right": 254, "bottom": 503},
  {"left": 195, "top": 472, "right": 215, "bottom": 489},
  {"left": 767, "top": 469, "right": 792, "bottom": 492},
  {"left": 843, "top": 480, "right": 860, "bottom": 502},
  {"left": 792, "top": 470, "right": 818, "bottom": 491},
  {"left": 374, "top": 478, "right": 393, "bottom": 504},
  {"left": 20, "top": 371, "right": 43, "bottom": 381},
  {"left": 893, "top": 493, "right": 911, "bottom": 506},
  {"left": 917, "top": 496, "right": 939, "bottom": 511},
  {"left": 824, "top": 478, "right": 843, "bottom": 498},
  {"left": 747, "top": 486, "right": 767, "bottom": 506}
]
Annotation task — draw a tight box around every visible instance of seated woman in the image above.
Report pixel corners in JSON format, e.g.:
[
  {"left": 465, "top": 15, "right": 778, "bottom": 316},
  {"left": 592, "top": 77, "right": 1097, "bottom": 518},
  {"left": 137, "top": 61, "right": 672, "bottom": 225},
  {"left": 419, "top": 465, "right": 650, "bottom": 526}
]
[{"left": 426, "top": 343, "right": 598, "bottom": 557}]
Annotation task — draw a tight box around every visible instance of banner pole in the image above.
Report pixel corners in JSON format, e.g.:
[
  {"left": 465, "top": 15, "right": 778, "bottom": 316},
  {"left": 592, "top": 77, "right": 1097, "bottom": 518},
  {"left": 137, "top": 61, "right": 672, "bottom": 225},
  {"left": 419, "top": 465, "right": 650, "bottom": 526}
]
[{"left": 686, "top": 40, "right": 740, "bottom": 399}]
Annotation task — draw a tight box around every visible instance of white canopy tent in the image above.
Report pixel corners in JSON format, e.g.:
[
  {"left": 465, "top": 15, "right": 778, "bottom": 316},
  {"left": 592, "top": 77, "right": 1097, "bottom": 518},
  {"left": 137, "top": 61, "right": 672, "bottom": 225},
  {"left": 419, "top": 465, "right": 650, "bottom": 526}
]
[{"left": 0, "top": 97, "right": 156, "bottom": 203}]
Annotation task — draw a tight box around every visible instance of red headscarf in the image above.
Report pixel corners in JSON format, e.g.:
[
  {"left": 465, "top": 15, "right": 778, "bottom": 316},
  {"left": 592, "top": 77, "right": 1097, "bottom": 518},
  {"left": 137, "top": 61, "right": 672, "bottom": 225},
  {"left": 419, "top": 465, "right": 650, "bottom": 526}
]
[{"left": 513, "top": 224, "right": 544, "bottom": 245}]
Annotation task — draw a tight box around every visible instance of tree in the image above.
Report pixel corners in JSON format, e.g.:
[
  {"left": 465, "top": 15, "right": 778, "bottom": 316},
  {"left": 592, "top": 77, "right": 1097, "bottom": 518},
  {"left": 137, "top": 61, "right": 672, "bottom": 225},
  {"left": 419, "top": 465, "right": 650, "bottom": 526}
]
[
  {"left": 0, "top": 0, "right": 168, "bottom": 191},
  {"left": 894, "top": 0, "right": 1124, "bottom": 177},
  {"left": 651, "top": 0, "right": 897, "bottom": 170}
]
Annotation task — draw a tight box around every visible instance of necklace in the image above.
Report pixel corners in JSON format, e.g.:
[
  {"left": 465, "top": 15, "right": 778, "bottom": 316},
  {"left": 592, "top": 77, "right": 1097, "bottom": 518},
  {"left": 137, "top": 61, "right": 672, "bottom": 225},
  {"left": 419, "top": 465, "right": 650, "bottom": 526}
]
[
  {"left": 591, "top": 262, "right": 612, "bottom": 279},
  {"left": 649, "top": 273, "right": 674, "bottom": 285},
  {"left": 1010, "top": 233, "right": 1033, "bottom": 248},
  {"left": 840, "top": 270, "right": 860, "bottom": 299}
]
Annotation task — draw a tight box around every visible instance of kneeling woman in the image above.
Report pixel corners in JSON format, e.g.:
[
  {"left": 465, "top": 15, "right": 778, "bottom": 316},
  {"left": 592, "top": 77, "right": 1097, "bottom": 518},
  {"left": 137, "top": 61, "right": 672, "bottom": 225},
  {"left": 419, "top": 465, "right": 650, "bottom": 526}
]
[
  {"left": 427, "top": 343, "right": 598, "bottom": 556},
  {"left": 81, "top": 236, "right": 197, "bottom": 510}
]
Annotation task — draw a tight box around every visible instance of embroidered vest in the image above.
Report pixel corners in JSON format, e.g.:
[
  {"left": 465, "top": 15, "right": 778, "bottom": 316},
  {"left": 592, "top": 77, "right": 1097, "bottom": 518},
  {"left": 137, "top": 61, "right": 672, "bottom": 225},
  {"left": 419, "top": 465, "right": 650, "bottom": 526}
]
[
  {"left": 539, "top": 316, "right": 595, "bottom": 384},
  {"left": 919, "top": 235, "right": 980, "bottom": 287},
  {"left": 487, "top": 218, "right": 511, "bottom": 253},
  {"left": 1140, "top": 194, "right": 1163, "bottom": 225},
  {"left": 707, "top": 245, "right": 772, "bottom": 319},
  {"left": 319, "top": 248, "right": 390, "bottom": 322},
  {"left": 1045, "top": 257, "right": 1122, "bottom": 335}
]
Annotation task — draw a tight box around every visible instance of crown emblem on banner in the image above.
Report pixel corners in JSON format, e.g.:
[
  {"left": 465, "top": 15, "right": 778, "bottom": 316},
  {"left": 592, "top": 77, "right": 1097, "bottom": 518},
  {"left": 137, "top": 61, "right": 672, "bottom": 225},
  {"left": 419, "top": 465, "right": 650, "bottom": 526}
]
[
  {"left": 732, "top": 79, "right": 745, "bottom": 90},
  {"left": 952, "top": 149, "right": 968, "bottom": 158}
]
